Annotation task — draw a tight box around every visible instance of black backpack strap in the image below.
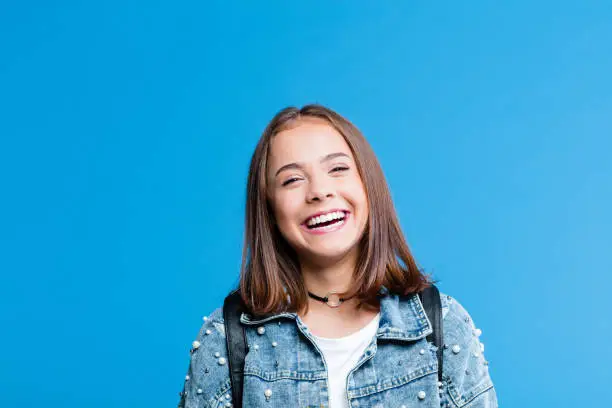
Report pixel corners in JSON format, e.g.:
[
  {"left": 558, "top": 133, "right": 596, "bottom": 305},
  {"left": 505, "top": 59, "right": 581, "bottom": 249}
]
[
  {"left": 223, "top": 290, "right": 247, "bottom": 408},
  {"left": 418, "top": 284, "right": 444, "bottom": 381}
]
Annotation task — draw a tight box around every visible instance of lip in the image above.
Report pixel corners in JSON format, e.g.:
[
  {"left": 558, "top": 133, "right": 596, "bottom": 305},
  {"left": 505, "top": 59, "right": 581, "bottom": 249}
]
[
  {"left": 300, "top": 210, "right": 350, "bottom": 235},
  {"left": 302, "top": 209, "right": 350, "bottom": 225}
]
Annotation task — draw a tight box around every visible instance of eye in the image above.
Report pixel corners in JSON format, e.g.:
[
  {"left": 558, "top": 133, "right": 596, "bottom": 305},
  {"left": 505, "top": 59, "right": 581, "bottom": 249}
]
[
  {"left": 282, "top": 177, "right": 301, "bottom": 186},
  {"left": 331, "top": 166, "right": 349, "bottom": 173}
]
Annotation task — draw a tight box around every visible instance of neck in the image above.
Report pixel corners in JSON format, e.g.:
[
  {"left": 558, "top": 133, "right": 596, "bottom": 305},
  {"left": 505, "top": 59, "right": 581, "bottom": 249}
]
[
  {"left": 297, "top": 248, "right": 380, "bottom": 323},
  {"left": 300, "top": 249, "right": 357, "bottom": 297}
]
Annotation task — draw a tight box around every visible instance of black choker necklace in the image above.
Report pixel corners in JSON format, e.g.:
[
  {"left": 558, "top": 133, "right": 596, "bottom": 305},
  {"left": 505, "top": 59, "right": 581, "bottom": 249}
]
[{"left": 307, "top": 291, "right": 353, "bottom": 308}]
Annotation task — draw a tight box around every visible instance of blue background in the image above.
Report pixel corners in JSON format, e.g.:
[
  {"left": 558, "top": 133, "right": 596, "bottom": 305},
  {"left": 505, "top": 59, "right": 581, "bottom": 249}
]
[{"left": 1, "top": 1, "right": 611, "bottom": 407}]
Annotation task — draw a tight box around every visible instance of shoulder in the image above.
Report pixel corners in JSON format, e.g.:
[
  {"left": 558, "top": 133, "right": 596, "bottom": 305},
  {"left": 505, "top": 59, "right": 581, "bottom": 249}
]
[
  {"left": 179, "top": 306, "right": 233, "bottom": 408},
  {"left": 439, "top": 291, "right": 477, "bottom": 325},
  {"left": 437, "top": 291, "right": 498, "bottom": 407},
  {"left": 438, "top": 292, "right": 485, "bottom": 353}
]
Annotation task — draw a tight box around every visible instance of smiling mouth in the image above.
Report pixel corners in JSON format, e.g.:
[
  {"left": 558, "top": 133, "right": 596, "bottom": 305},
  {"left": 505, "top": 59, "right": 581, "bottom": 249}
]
[{"left": 304, "top": 210, "right": 349, "bottom": 230}]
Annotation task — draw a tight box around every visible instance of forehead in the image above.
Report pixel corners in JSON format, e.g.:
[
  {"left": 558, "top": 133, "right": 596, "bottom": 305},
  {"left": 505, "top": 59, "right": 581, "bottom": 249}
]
[{"left": 268, "top": 120, "right": 353, "bottom": 169}]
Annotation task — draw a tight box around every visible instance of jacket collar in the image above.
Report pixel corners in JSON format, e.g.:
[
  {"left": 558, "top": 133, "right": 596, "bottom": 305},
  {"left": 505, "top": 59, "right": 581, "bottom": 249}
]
[{"left": 240, "top": 286, "right": 432, "bottom": 342}]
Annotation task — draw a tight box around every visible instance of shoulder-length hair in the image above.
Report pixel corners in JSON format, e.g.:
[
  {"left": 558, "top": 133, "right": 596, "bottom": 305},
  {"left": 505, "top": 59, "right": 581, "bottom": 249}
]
[{"left": 239, "top": 104, "right": 430, "bottom": 315}]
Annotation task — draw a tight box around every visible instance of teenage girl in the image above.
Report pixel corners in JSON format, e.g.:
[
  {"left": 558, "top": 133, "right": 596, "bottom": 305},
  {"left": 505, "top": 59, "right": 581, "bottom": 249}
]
[{"left": 178, "top": 105, "right": 497, "bottom": 408}]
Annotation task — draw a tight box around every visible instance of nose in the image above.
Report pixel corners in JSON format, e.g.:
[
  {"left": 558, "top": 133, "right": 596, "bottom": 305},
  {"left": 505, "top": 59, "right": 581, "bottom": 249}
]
[
  {"left": 306, "top": 190, "right": 334, "bottom": 203},
  {"left": 306, "top": 177, "right": 335, "bottom": 203}
]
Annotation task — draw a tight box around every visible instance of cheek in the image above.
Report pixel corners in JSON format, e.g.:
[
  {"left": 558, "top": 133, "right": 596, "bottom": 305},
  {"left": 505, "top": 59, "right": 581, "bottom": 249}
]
[
  {"left": 345, "top": 179, "right": 368, "bottom": 209},
  {"left": 350, "top": 183, "right": 369, "bottom": 226},
  {"left": 270, "top": 194, "right": 300, "bottom": 226}
]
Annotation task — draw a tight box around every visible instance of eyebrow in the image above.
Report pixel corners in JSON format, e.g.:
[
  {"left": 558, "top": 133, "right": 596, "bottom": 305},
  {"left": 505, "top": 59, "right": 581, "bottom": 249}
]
[{"left": 274, "top": 152, "right": 351, "bottom": 177}]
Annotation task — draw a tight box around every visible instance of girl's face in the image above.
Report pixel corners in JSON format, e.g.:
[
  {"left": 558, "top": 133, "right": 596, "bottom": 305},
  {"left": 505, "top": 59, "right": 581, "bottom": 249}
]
[{"left": 267, "top": 119, "right": 369, "bottom": 266}]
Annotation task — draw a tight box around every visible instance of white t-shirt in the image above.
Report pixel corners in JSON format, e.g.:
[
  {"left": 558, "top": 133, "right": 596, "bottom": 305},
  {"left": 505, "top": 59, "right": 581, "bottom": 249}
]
[{"left": 312, "top": 313, "right": 381, "bottom": 408}]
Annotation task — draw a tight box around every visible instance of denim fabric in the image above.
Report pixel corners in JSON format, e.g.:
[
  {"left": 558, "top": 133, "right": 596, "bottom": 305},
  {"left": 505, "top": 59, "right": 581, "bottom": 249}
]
[{"left": 178, "top": 289, "right": 497, "bottom": 408}]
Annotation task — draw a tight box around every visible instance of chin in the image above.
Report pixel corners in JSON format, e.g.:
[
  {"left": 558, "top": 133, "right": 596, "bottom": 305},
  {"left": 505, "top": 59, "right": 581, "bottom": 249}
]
[{"left": 303, "top": 244, "right": 358, "bottom": 264}]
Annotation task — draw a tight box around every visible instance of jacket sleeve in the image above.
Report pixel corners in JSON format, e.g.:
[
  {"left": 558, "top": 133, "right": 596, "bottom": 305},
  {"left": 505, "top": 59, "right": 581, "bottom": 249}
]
[
  {"left": 177, "top": 307, "right": 233, "bottom": 408},
  {"left": 439, "top": 293, "right": 498, "bottom": 408}
]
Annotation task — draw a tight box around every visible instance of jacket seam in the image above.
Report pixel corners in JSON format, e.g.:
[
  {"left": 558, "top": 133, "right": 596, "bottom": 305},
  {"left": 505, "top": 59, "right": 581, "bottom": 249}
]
[
  {"left": 243, "top": 367, "right": 327, "bottom": 381},
  {"left": 347, "top": 364, "right": 437, "bottom": 399},
  {"left": 206, "top": 378, "right": 232, "bottom": 408},
  {"left": 461, "top": 386, "right": 496, "bottom": 408},
  {"left": 449, "top": 381, "right": 494, "bottom": 407}
]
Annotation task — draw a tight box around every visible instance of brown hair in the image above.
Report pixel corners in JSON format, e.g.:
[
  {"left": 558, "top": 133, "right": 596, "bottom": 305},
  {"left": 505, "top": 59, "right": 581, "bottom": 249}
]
[{"left": 239, "top": 104, "right": 430, "bottom": 315}]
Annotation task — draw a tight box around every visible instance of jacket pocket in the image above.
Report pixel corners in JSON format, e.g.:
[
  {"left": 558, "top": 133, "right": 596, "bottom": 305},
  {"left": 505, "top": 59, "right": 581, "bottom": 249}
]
[
  {"left": 243, "top": 365, "right": 328, "bottom": 408},
  {"left": 347, "top": 338, "right": 441, "bottom": 407}
]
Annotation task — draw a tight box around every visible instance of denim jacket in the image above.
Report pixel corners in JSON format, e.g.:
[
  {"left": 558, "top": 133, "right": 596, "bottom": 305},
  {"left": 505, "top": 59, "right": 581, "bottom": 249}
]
[{"left": 178, "top": 288, "right": 498, "bottom": 408}]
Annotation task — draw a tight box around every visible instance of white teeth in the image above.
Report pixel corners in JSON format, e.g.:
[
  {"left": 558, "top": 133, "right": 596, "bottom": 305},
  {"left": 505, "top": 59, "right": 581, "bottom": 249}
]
[{"left": 306, "top": 211, "right": 345, "bottom": 227}]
